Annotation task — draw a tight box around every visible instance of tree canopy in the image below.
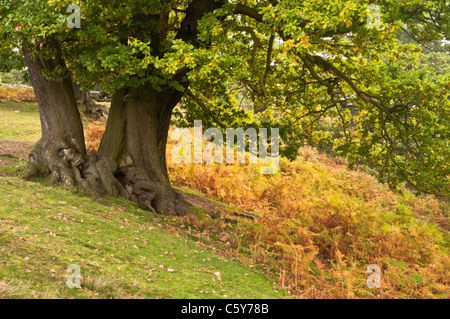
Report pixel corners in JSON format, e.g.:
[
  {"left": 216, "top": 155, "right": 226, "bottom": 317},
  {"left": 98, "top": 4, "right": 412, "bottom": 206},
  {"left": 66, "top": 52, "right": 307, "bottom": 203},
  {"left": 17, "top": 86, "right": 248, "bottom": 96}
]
[{"left": 0, "top": 0, "right": 448, "bottom": 203}]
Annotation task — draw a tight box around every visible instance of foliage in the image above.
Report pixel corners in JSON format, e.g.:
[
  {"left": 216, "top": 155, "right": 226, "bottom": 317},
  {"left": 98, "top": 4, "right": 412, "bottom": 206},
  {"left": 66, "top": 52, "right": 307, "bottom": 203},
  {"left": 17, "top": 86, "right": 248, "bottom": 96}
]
[
  {"left": 0, "top": 69, "right": 28, "bottom": 85},
  {"left": 396, "top": 30, "right": 450, "bottom": 76},
  {"left": 86, "top": 124, "right": 450, "bottom": 298},
  {"left": 79, "top": 118, "right": 450, "bottom": 298},
  {"left": 0, "top": 0, "right": 448, "bottom": 195},
  {"left": 0, "top": 85, "right": 35, "bottom": 101},
  {"left": 166, "top": 137, "right": 449, "bottom": 298},
  {"left": 85, "top": 124, "right": 105, "bottom": 153}
]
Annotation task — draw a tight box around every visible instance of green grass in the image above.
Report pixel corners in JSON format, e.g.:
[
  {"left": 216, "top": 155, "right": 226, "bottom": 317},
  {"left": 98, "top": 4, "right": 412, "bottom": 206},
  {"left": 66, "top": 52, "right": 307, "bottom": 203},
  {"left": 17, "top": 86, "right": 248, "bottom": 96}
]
[
  {"left": 0, "top": 176, "right": 286, "bottom": 299},
  {"left": 0, "top": 100, "right": 40, "bottom": 142},
  {"left": 0, "top": 96, "right": 286, "bottom": 298},
  {"left": 2, "top": 99, "right": 446, "bottom": 299},
  {"left": 0, "top": 96, "right": 284, "bottom": 298},
  {"left": 0, "top": 157, "right": 26, "bottom": 176}
]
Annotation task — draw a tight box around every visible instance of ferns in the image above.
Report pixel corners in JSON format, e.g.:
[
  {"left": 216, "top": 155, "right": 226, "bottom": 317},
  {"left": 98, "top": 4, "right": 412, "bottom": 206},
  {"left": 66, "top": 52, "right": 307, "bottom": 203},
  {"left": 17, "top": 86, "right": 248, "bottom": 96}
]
[
  {"left": 167, "top": 138, "right": 449, "bottom": 298},
  {"left": 84, "top": 126, "right": 449, "bottom": 298},
  {"left": 0, "top": 84, "right": 35, "bottom": 101},
  {"left": 85, "top": 124, "right": 105, "bottom": 153}
]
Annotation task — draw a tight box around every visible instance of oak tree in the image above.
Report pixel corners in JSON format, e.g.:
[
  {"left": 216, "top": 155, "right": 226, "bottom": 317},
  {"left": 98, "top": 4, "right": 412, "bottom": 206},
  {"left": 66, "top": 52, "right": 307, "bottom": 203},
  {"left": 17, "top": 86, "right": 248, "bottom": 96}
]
[{"left": 0, "top": 0, "right": 448, "bottom": 215}]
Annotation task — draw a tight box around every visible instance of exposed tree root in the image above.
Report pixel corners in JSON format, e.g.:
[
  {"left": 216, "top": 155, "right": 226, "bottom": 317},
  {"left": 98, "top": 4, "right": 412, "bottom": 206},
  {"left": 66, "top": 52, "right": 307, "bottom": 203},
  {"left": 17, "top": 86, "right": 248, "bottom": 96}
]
[
  {"left": 115, "top": 166, "right": 191, "bottom": 216},
  {"left": 23, "top": 138, "right": 84, "bottom": 188},
  {"left": 22, "top": 140, "right": 191, "bottom": 216}
]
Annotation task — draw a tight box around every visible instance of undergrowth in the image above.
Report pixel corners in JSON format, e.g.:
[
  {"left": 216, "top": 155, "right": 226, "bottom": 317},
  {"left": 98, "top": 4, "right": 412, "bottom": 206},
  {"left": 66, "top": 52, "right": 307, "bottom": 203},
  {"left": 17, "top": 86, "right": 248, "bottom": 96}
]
[
  {"left": 73, "top": 121, "right": 450, "bottom": 299},
  {"left": 0, "top": 85, "right": 35, "bottom": 102}
]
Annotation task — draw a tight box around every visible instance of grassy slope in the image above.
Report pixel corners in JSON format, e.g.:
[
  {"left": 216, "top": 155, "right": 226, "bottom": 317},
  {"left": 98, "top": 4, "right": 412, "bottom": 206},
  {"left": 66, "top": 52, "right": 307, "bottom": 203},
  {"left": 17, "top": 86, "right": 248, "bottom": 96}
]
[
  {"left": 0, "top": 98, "right": 448, "bottom": 299},
  {"left": 0, "top": 100, "right": 40, "bottom": 142},
  {"left": 0, "top": 177, "right": 285, "bottom": 299},
  {"left": 0, "top": 99, "right": 285, "bottom": 299}
]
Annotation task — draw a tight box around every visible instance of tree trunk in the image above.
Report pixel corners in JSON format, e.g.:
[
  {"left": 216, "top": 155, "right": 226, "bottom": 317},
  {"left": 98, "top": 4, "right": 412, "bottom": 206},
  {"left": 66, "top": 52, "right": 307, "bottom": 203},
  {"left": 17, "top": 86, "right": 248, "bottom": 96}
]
[
  {"left": 21, "top": 0, "right": 225, "bottom": 215},
  {"left": 22, "top": 45, "right": 190, "bottom": 215},
  {"left": 73, "top": 82, "right": 91, "bottom": 104},
  {"left": 22, "top": 44, "right": 87, "bottom": 188},
  {"left": 96, "top": 83, "right": 190, "bottom": 215}
]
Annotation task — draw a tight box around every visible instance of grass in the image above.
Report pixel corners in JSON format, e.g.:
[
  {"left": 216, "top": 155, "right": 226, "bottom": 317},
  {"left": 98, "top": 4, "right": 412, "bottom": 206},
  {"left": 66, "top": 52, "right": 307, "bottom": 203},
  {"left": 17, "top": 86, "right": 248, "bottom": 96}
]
[
  {"left": 0, "top": 100, "right": 40, "bottom": 142},
  {"left": 0, "top": 176, "right": 286, "bottom": 299},
  {"left": 0, "top": 156, "right": 26, "bottom": 176},
  {"left": 0, "top": 98, "right": 286, "bottom": 299},
  {"left": 0, "top": 97, "right": 448, "bottom": 299}
]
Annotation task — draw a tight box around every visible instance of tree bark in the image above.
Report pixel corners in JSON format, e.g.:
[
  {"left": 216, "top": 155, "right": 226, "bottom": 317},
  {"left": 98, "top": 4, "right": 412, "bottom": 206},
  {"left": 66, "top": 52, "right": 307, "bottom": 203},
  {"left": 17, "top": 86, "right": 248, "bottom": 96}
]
[
  {"left": 96, "top": 83, "right": 190, "bottom": 215},
  {"left": 73, "top": 82, "right": 91, "bottom": 104},
  {"left": 23, "top": 46, "right": 85, "bottom": 153},
  {"left": 22, "top": 44, "right": 87, "bottom": 187}
]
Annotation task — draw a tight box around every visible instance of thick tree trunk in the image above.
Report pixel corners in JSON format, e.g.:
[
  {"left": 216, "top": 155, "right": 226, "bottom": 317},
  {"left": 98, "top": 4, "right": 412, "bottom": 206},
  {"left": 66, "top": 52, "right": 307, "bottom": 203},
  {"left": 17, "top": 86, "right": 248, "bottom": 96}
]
[
  {"left": 22, "top": 45, "right": 189, "bottom": 215},
  {"left": 23, "top": 46, "right": 85, "bottom": 152},
  {"left": 22, "top": 45, "right": 87, "bottom": 187},
  {"left": 97, "top": 83, "right": 190, "bottom": 215}
]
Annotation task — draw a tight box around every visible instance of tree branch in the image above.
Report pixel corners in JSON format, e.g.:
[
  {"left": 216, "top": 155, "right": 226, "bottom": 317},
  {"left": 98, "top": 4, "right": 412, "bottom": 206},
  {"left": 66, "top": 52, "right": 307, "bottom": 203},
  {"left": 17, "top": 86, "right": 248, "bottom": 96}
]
[
  {"left": 185, "top": 89, "right": 228, "bottom": 129},
  {"left": 233, "top": 3, "right": 263, "bottom": 22},
  {"left": 302, "top": 53, "right": 427, "bottom": 167}
]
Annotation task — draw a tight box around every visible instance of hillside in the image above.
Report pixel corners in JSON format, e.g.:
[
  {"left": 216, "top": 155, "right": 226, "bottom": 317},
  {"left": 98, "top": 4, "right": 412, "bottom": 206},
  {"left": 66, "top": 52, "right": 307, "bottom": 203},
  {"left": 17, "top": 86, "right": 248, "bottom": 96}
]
[
  {"left": 167, "top": 145, "right": 449, "bottom": 298},
  {"left": 0, "top": 98, "right": 449, "bottom": 299},
  {"left": 0, "top": 99, "right": 288, "bottom": 299},
  {"left": 0, "top": 175, "right": 286, "bottom": 299}
]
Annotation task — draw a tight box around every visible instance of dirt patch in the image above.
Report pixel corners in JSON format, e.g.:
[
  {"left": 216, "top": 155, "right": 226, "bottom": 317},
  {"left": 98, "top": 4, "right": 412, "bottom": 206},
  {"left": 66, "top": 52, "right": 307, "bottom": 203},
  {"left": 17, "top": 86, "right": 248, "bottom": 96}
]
[
  {"left": 0, "top": 139, "right": 34, "bottom": 160},
  {"left": 181, "top": 191, "right": 228, "bottom": 217},
  {"left": 0, "top": 139, "right": 33, "bottom": 177}
]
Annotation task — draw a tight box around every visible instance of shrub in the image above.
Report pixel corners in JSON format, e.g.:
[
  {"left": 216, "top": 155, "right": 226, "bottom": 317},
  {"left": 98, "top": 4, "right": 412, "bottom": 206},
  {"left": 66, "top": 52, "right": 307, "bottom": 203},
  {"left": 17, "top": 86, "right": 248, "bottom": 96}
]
[
  {"left": 85, "top": 124, "right": 105, "bottom": 153},
  {"left": 0, "top": 84, "right": 35, "bottom": 101},
  {"left": 166, "top": 134, "right": 449, "bottom": 298}
]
